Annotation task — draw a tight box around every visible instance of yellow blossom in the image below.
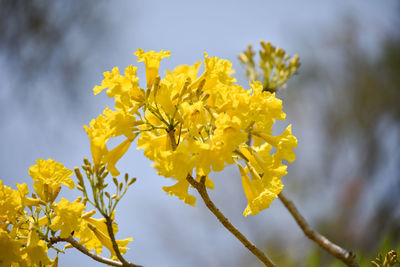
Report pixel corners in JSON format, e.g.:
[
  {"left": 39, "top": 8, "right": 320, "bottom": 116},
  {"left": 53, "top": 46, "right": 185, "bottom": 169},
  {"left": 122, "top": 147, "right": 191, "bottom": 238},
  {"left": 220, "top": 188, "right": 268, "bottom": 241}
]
[
  {"left": 237, "top": 163, "right": 283, "bottom": 216},
  {"left": 93, "top": 65, "right": 144, "bottom": 111},
  {"left": 15, "top": 183, "right": 45, "bottom": 207},
  {"left": 84, "top": 108, "right": 114, "bottom": 166},
  {"left": 29, "top": 159, "right": 73, "bottom": 188},
  {"left": 84, "top": 217, "right": 132, "bottom": 260},
  {"left": 22, "top": 226, "right": 51, "bottom": 266},
  {"left": 0, "top": 228, "right": 24, "bottom": 266},
  {"left": 29, "top": 159, "right": 74, "bottom": 203},
  {"left": 0, "top": 180, "right": 25, "bottom": 228},
  {"left": 254, "top": 124, "right": 297, "bottom": 163},
  {"left": 103, "top": 137, "right": 136, "bottom": 176},
  {"left": 162, "top": 180, "right": 196, "bottom": 206},
  {"left": 51, "top": 198, "right": 85, "bottom": 238},
  {"left": 134, "top": 48, "right": 170, "bottom": 88},
  {"left": 84, "top": 107, "right": 139, "bottom": 174}
]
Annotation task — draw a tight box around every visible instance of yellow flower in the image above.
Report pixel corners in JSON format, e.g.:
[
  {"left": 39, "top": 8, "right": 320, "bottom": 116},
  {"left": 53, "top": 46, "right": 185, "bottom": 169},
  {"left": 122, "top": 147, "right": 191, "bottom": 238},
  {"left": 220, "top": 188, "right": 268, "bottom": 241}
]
[
  {"left": 23, "top": 226, "right": 51, "bottom": 266},
  {"left": 255, "top": 125, "right": 297, "bottom": 163},
  {"left": 201, "top": 52, "right": 236, "bottom": 89},
  {"left": 93, "top": 67, "right": 122, "bottom": 95},
  {"left": 103, "top": 137, "right": 136, "bottom": 176},
  {"left": 15, "top": 183, "right": 45, "bottom": 207},
  {"left": 195, "top": 142, "right": 228, "bottom": 176},
  {"left": 84, "top": 107, "right": 138, "bottom": 174},
  {"left": 29, "top": 159, "right": 74, "bottom": 202},
  {"left": 180, "top": 101, "right": 210, "bottom": 135},
  {"left": 51, "top": 198, "right": 85, "bottom": 238},
  {"left": 214, "top": 113, "right": 248, "bottom": 152},
  {"left": 84, "top": 217, "right": 132, "bottom": 260},
  {"left": 93, "top": 65, "right": 144, "bottom": 111},
  {"left": 162, "top": 180, "right": 196, "bottom": 206},
  {"left": 29, "top": 159, "right": 74, "bottom": 189},
  {"left": 84, "top": 108, "right": 114, "bottom": 166},
  {"left": 71, "top": 213, "right": 103, "bottom": 255},
  {"left": 237, "top": 163, "right": 283, "bottom": 216},
  {"left": 134, "top": 48, "right": 170, "bottom": 88},
  {"left": 0, "top": 228, "right": 24, "bottom": 266},
  {"left": 0, "top": 180, "right": 25, "bottom": 228}
]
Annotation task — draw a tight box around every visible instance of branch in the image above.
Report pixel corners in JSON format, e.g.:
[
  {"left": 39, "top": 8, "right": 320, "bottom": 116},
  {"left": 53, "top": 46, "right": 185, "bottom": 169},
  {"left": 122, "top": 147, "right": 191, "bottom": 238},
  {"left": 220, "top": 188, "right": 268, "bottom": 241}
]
[
  {"left": 49, "top": 236, "right": 127, "bottom": 267},
  {"left": 105, "top": 216, "right": 140, "bottom": 267},
  {"left": 168, "top": 128, "right": 274, "bottom": 265},
  {"left": 186, "top": 175, "right": 276, "bottom": 267},
  {"left": 278, "top": 191, "right": 360, "bottom": 267}
]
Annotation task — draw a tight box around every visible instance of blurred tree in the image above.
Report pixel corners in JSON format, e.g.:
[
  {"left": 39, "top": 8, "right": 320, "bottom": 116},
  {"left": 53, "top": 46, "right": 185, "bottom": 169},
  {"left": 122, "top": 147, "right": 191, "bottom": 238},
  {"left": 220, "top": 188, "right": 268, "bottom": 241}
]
[
  {"left": 283, "top": 14, "right": 400, "bottom": 266},
  {"left": 319, "top": 20, "right": 399, "bottom": 248}
]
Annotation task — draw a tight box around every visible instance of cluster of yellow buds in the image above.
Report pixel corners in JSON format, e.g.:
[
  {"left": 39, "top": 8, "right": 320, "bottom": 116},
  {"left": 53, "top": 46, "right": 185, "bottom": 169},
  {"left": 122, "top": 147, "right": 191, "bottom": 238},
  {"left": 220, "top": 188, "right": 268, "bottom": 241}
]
[
  {"left": 89, "top": 47, "right": 297, "bottom": 215},
  {"left": 371, "top": 250, "right": 399, "bottom": 267},
  {"left": 239, "top": 41, "right": 300, "bottom": 92}
]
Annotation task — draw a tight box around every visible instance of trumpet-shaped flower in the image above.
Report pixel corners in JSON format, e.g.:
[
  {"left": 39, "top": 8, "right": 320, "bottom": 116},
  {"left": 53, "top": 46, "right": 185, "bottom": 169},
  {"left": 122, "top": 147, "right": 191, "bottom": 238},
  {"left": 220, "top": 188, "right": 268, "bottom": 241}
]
[
  {"left": 84, "top": 217, "right": 132, "bottom": 260},
  {"left": 162, "top": 179, "right": 196, "bottom": 206},
  {"left": 103, "top": 137, "right": 136, "bottom": 176},
  {"left": 84, "top": 107, "right": 139, "bottom": 174},
  {"left": 134, "top": 48, "right": 170, "bottom": 89},
  {"left": 237, "top": 163, "right": 283, "bottom": 216},
  {"left": 51, "top": 198, "right": 85, "bottom": 238},
  {"left": 255, "top": 124, "right": 297, "bottom": 163}
]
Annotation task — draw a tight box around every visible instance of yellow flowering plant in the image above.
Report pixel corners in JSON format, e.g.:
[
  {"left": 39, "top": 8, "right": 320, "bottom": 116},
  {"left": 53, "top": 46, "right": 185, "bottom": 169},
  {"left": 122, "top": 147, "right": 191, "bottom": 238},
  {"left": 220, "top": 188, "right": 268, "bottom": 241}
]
[
  {"left": 0, "top": 42, "right": 363, "bottom": 267},
  {"left": 0, "top": 157, "right": 137, "bottom": 267}
]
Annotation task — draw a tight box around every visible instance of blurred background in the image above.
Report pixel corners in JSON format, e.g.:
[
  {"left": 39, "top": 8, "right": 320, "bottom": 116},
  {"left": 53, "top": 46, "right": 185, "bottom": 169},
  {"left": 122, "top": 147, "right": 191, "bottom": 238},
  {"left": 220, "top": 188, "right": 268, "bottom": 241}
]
[{"left": 0, "top": 0, "right": 399, "bottom": 266}]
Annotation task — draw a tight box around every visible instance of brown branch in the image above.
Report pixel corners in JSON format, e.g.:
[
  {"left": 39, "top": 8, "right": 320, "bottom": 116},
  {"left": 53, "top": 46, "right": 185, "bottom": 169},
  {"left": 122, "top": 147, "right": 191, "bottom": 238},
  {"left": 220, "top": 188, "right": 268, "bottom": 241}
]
[
  {"left": 168, "top": 128, "right": 274, "bottom": 265},
  {"left": 49, "top": 236, "right": 126, "bottom": 267},
  {"left": 105, "top": 216, "right": 141, "bottom": 267},
  {"left": 278, "top": 191, "right": 360, "bottom": 267},
  {"left": 186, "top": 175, "right": 276, "bottom": 267},
  {"left": 167, "top": 128, "right": 177, "bottom": 150}
]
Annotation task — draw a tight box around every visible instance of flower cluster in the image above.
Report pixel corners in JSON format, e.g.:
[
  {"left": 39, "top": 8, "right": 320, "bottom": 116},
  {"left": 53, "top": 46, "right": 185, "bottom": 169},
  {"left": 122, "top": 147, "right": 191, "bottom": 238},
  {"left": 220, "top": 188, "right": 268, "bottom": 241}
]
[
  {"left": 90, "top": 48, "right": 297, "bottom": 215},
  {"left": 1, "top": 45, "right": 298, "bottom": 266},
  {"left": 0, "top": 159, "right": 132, "bottom": 266}
]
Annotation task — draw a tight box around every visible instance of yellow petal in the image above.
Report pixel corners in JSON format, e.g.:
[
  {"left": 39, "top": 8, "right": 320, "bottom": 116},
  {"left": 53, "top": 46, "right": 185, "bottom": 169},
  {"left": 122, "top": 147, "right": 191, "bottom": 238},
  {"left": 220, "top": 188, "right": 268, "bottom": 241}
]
[
  {"left": 103, "top": 137, "right": 136, "bottom": 176},
  {"left": 162, "top": 180, "right": 196, "bottom": 206}
]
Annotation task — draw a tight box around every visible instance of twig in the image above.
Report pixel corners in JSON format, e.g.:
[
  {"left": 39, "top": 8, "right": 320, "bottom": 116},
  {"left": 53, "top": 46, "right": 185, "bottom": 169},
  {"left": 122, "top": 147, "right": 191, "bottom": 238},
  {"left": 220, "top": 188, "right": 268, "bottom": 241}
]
[
  {"left": 49, "top": 236, "right": 129, "bottom": 267},
  {"left": 186, "top": 175, "right": 276, "bottom": 267},
  {"left": 105, "top": 216, "right": 141, "bottom": 267},
  {"left": 278, "top": 191, "right": 360, "bottom": 267}
]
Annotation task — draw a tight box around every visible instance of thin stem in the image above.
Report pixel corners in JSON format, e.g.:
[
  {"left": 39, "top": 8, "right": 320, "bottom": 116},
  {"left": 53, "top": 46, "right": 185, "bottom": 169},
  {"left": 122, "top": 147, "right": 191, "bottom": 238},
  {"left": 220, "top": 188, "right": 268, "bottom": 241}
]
[
  {"left": 105, "top": 216, "right": 128, "bottom": 264},
  {"left": 105, "top": 216, "right": 138, "bottom": 267},
  {"left": 186, "top": 175, "right": 276, "bottom": 267},
  {"left": 49, "top": 236, "right": 141, "bottom": 267},
  {"left": 278, "top": 191, "right": 360, "bottom": 267}
]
